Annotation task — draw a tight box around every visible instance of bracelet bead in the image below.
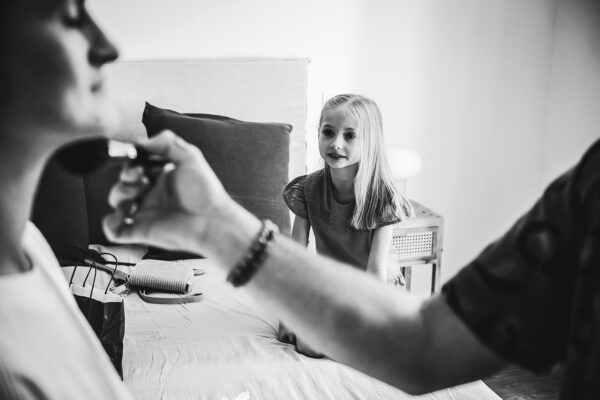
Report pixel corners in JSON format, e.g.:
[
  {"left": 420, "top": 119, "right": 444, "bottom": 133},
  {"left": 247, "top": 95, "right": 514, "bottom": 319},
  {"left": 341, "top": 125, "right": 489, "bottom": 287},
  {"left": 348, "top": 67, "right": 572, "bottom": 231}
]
[{"left": 226, "top": 219, "right": 278, "bottom": 287}]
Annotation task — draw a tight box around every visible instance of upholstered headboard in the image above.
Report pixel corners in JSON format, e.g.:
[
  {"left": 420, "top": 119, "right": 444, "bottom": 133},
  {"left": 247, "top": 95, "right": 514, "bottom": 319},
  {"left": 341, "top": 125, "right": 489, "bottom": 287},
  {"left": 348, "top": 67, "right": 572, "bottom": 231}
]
[
  {"left": 32, "top": 59, "right": 308, "bottom": 263},
  {"left": 105, "top": 58, "right": 309, "bottom": 181}
]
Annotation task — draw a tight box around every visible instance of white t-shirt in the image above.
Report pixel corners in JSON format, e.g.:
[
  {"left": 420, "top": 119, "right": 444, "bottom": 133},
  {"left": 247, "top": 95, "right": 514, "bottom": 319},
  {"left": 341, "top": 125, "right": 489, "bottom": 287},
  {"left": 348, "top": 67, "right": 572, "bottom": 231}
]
[{"left": 0, "top": 222, "right": 133, "bottom": 400}]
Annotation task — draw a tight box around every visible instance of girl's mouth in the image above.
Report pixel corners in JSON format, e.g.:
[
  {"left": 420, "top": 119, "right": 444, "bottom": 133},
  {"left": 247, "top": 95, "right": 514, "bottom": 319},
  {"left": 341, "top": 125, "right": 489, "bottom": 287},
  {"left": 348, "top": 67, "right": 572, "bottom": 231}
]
[{"left": 327, "top": 153, "right": 346, "bottom": 160}]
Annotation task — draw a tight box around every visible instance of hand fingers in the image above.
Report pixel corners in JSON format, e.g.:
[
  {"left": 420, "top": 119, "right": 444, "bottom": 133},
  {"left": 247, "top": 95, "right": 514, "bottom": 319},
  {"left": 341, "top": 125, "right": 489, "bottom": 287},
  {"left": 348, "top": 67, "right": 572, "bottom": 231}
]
[
  {"left": 103, "top": 209, "right": 137, "bottom": 244},
  {"left": 108, "top": 176, "right": 150, "bottom": 209},
  {"left": 120, "top": 165, "right": 146, "bottom": 184},
  {"left": 137, "top": 130, "right": 203, "bottom": 165}
]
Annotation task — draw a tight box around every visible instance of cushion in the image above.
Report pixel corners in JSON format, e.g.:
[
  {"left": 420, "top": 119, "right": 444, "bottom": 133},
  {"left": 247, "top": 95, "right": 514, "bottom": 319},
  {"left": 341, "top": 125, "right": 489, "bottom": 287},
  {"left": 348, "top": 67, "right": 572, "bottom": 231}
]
[
  {"left": 31, "top": 154, "right": 90, "bottom": 266},
  {"left": 84, "top": 162, "right": 122, "bottom": 245},
  {"left": 142, "top": 102, "right": 292, "bottom": 235}
]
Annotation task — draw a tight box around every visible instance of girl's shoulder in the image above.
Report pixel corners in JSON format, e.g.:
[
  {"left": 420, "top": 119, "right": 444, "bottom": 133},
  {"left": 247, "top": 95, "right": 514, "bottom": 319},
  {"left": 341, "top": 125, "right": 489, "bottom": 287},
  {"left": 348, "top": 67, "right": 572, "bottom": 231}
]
[
  {"left": 374, "top": 213, "right": 401, "bottom": 229},
  {"left": 282, "top": 170, "right": 325, "bottom": 219},
  {"left": 372, "top": 195, "right": 413, "bottom": 229},
  {"left": 283, "top": 169, "right": 324, "bottom": 192}
]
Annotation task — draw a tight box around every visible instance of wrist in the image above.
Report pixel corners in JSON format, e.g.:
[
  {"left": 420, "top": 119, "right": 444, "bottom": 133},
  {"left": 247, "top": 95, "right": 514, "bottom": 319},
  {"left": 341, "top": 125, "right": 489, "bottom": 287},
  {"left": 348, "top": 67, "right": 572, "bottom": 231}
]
[
  {"left": 194, "top": 198, "right": 262, "bottom": 270},
  {"left": 226, "top": 219, "right": 278, "bottom": 287}
]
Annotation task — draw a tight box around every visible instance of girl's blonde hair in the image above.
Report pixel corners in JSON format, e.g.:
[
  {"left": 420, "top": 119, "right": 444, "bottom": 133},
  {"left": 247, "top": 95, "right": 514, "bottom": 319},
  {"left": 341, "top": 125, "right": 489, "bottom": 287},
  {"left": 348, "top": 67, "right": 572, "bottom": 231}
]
[{"left": 319, "top": 94, "right": 414, "bottom": 229}]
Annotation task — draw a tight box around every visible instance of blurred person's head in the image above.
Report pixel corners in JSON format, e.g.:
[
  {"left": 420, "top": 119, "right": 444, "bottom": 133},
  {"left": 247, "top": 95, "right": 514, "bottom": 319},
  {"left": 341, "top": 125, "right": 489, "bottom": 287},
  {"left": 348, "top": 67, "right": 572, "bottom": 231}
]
[{"left": 0, "top": 0, "right": 119, "bottom": 153}]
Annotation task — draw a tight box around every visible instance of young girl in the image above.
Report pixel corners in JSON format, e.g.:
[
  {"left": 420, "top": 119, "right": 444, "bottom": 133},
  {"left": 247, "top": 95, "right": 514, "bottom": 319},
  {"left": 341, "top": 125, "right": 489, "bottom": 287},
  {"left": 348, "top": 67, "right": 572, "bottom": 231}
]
[
  {"left": 280, "top": 93, "right": 413, "bottom": 355},
  {"left": 284, "top": 94, "right": 413, "bottom": 278}
]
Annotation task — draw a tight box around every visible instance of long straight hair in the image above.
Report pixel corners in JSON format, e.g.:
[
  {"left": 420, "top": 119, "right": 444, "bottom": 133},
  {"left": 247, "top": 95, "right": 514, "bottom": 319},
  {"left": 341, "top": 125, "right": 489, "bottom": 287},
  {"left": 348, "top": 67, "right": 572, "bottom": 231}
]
[{"left": 320, "top": 94, "right": 413, "bottom": 229}]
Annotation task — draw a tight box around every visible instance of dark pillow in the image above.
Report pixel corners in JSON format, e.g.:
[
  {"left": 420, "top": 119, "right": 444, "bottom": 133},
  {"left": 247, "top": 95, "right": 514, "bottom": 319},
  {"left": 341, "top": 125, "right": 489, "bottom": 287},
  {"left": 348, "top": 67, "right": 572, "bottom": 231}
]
[
  {"left": 32, "top": 155, "right": 90, "bottom": 266},
  {"left": 142, "top": 102, "right": 292, "bottom": 236},
  {"left": 83, "top": 162, "right": 122, "bottom": 245}
]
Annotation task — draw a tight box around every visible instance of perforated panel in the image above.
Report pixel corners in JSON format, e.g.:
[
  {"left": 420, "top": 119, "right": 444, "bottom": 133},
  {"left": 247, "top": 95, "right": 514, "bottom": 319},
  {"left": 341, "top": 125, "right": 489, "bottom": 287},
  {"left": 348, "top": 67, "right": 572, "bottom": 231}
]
[{"left": 392, "top": 231, "right": 434, "bottom": 259}]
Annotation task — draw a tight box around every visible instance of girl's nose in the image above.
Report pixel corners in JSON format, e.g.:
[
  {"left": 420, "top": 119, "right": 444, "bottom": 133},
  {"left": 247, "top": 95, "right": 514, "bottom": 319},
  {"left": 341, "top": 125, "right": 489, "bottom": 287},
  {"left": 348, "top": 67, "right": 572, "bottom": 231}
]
[{"left": 330, "top": 135, "right": 344, "bottom": 149}]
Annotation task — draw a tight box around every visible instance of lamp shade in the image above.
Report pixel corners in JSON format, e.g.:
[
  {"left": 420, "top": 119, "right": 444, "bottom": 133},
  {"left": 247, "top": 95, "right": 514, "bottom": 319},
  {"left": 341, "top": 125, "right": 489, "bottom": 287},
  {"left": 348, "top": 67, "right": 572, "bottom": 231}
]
[{"left": 387, "top": 145, "right": 423, "bottom": 180}]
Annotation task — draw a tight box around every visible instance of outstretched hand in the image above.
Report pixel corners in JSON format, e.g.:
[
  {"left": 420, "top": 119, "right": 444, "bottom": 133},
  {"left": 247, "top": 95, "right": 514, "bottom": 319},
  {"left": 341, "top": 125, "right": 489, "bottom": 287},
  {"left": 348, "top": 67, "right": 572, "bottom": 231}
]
[{"left": 103, "top": 130, "right": 232, "bottom": 254}]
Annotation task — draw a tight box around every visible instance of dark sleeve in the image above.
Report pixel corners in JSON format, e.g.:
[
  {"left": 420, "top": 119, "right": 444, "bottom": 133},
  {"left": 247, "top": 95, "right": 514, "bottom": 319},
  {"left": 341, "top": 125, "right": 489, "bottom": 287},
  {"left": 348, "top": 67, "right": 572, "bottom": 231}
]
[
  {"left": 374, "top": 211, "right": 400, "bottom": 228},
  {"left": 442, "top": 139, "right": 600, "bottom": 373},
  {"left": 282, "top": 175, "right": 308, "bottom": 219},
  {"left": 374, "top": 194, "right": 414, "bottom": 228}
]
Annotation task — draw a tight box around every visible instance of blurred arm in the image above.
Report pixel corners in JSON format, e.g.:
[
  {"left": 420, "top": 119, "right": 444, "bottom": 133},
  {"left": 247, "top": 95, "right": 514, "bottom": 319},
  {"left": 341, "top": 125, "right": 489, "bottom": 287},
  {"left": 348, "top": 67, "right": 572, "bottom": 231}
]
[{"left": 201, "top": 203, "right": 506, "bottom": 395}]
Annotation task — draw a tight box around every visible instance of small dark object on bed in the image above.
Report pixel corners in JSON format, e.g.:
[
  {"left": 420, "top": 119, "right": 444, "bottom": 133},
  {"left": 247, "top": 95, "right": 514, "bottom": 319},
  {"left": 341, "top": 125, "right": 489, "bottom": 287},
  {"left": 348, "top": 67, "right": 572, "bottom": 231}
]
[
  {"left": 70, "top": 259, "right": 125, "bottom": 379},
  {"left": 143, "top": 247, "right": 204, "bottom": 260}
]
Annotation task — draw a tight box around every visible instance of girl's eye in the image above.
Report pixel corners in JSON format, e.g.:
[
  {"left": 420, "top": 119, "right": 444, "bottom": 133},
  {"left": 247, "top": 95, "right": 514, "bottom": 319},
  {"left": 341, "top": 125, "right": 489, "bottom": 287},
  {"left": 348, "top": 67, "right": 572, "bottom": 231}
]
[
  {"left": 320, "top": 129, "right": 334, "bottom": 137},
  {"left": 344, "top": 132, "right": 356, "bottom": 140}
]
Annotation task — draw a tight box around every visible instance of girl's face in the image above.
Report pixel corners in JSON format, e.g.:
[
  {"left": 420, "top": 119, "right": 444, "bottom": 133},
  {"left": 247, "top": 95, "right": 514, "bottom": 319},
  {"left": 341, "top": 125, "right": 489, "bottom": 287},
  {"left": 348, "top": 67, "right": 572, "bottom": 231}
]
[
  {"left": 318, "top": 106, "right": 361, "bottom": 170},
  {"left": 0, "top": 0, "right": 119, "bottom": 147}
]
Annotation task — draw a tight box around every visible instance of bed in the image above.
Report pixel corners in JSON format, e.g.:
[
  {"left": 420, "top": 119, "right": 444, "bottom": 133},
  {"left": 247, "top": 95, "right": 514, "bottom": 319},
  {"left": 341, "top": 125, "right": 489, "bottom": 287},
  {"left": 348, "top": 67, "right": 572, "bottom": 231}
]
[
  {"left": 120, "top": 258, "right": 499, "bottom": 400},
  {"left": 39, "top": 59, "right": 501, "bottom": 400}
]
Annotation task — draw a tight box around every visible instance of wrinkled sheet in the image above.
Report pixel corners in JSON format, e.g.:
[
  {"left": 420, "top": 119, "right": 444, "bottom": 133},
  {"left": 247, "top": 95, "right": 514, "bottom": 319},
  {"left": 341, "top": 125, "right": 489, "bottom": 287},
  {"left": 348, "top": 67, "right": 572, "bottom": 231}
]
[{"left": 123, "top": 260, "right": 501, "bottom": 400}]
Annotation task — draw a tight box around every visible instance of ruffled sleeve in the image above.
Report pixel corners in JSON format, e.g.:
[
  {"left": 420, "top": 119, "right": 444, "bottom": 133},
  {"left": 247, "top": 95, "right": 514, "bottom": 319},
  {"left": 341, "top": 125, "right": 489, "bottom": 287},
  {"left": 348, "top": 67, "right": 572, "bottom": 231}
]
[
  {"left": 282, "top": 175, "right": 308, "bottom": 219},
  {"left": 374, "top": 195, "right": 412, "bottom": 229},
  {"left": 374, "top": 212, "right": 400, "bottom": 229}
]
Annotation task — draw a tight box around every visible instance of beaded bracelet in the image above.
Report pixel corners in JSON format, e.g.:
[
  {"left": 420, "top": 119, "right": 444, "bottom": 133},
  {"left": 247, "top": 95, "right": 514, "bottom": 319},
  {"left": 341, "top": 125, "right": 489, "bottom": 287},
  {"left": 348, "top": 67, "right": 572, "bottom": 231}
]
[{"left": 226, "top": 219, "right": 278, "bottom": 287}]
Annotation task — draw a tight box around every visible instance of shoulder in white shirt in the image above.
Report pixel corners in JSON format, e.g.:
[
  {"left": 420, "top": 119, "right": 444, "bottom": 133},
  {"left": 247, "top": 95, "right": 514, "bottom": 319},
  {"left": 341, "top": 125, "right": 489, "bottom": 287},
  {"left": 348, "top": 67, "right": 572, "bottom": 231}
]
[{"left": 0, "top": 222, "right": 133, "bottom": 400}]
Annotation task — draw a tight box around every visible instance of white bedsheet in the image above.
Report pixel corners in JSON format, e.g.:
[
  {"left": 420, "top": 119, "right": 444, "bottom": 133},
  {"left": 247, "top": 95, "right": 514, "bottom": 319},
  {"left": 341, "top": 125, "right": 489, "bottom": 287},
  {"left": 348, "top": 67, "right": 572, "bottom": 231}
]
[{"left": 122, "top": 259, "right": 500, "bottom": 400}]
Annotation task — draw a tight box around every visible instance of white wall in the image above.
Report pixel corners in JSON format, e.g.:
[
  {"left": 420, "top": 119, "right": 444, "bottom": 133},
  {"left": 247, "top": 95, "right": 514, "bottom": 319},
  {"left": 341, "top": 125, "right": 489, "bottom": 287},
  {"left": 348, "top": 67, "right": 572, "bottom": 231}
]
[
  {"left": 92, "top": 0, "right": 369, "bottom": 170},
  {"left": 390, "top": 0, "right": 559, "bottom": 283},
  {"left": 92, "top": 0, "right": 600, "bottom": 284},
  {"left": 543, "top": 0, "right": 600, "bottom": 185}
]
